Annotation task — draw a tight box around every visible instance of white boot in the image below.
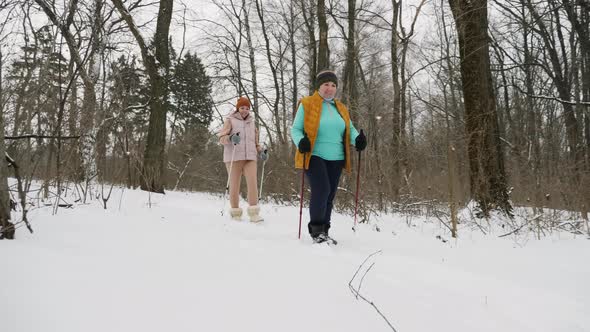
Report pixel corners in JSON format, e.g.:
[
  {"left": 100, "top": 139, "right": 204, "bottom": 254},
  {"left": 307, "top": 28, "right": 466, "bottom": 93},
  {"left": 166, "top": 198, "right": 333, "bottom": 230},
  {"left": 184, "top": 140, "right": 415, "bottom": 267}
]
[
  {"left": 247, "top": 205, "right": 264, "bottom": 223},
  {"left": 229, "top": 207, "right": 243, "bottom": 221}
]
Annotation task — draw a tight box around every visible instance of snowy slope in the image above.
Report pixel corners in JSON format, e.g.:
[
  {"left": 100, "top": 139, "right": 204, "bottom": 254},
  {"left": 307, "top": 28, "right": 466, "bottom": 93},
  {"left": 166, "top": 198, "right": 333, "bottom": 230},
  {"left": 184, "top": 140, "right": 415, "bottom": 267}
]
[{"left": 1, "top": 188, "right": 589, "bottom": 332}]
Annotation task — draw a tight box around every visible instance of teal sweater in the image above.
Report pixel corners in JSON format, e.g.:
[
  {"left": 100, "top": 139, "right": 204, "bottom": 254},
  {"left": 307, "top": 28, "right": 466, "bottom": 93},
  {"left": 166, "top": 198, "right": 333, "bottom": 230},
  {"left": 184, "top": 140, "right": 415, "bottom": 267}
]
[{"left": 291, "top": 99, "right": 360, "bottom": 161}]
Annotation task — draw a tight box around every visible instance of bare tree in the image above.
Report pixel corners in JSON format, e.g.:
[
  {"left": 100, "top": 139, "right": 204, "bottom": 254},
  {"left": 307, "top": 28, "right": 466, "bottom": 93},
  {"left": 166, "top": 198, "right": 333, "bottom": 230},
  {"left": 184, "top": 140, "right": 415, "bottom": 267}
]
[
  {"left": 242, "top": 0, "right": 260, "bottom": 125},
  {"left": 34, "top": 0, "right": 103, "bottom": 189},
  {"left": 288, "top": 1, "right": 299, "bottom": 118},
  {"left": 0, "top": 47, "right": 14, "bottom": 239},
  {"left": 341, "top": 0, "right": 358, "bottom": 117},
  {"left": 390, "top": 0, "right": 402, "bottom": 200},
  {"left": 317, "top": 0, "right": 329, "bottom": 71},
  {"left": 208, "top": 0, "right": 246, "bottom": 95},
  {"left": 299, "top": 0, "right": 317, "bottom": 92},
  {"left": 254, "top": 0, "right": 284, "bottom": 145},
  {"left": 448, "top": 0, "right": 512, "bottom": 216},
  {"left": 111, "top": 0, "right": 174, "bottom": 193},
  {"left": 491, "top": 0, "right": 589, "bottom": 213}
]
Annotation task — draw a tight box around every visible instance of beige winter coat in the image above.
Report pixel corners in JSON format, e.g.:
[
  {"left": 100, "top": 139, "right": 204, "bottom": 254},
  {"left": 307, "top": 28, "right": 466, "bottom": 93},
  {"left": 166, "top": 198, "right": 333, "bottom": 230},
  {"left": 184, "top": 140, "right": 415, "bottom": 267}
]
[{"left": 218, "top": 111, "right": 260, "bottom": 162}]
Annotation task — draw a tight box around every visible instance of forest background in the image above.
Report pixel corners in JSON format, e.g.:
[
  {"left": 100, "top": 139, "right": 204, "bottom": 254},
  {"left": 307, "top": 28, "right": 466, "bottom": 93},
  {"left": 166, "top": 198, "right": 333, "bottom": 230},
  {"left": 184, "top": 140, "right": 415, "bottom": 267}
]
[{"left": 0, "top": 0, "right": 589, "bottom": 238}]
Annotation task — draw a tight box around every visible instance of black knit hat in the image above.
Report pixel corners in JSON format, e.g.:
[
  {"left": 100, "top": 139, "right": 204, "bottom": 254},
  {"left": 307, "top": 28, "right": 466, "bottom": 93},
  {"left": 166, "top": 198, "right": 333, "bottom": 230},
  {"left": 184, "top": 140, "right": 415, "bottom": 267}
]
[{"left": 316, "top": 70, "right": 338, "bottom": 88}]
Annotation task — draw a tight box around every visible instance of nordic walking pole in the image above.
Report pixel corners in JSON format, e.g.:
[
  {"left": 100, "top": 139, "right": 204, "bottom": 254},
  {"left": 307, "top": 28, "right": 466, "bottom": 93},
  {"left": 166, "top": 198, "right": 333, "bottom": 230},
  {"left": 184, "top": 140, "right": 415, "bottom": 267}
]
[
  {"left": 353, "top": 131, "right": 363, "bottom": 232},
  {"left": 298, "top": 153, "right": 306, "bottom": 239},
  {"left": 258, "top": 149, "right": 267, "bottom": 200},
  {"left": 221, "top": 133, "right": 239, "bottom": 216}
]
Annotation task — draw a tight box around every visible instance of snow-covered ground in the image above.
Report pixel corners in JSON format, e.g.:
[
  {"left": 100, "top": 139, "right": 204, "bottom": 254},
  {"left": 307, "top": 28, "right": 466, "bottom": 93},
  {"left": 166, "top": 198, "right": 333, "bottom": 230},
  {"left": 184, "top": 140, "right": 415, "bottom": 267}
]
[{"left": 1, "top": 187, "right": 589, "bottom": 332}]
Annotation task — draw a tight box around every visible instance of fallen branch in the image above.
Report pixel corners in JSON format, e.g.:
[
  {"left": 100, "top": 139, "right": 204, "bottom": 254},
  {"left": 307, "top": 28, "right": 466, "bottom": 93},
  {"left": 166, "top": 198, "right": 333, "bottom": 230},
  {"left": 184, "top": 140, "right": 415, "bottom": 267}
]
[
  {"left": 348, "top": 250, "right": 398, "bottom": 332},
  {"left": 433, "top": 211, "right": 453, "bottom": 233},
  {"left": 498, "top": 214, "right": 539, "bottom": 238}
]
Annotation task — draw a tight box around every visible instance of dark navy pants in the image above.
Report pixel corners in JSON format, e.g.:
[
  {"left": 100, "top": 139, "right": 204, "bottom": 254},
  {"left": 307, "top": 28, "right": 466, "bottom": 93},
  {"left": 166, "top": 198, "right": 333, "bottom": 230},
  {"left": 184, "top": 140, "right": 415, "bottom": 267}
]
[{"left": 305, "top": 156, "right": 344, "bottom": 230}]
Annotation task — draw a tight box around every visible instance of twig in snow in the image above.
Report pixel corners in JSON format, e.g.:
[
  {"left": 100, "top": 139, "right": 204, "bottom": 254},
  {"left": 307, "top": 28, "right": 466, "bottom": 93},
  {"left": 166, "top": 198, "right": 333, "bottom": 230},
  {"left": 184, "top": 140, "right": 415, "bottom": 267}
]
[
  {"left": 498, "top": 215, "right": 539, "bottom": 238},
  {"left": 433, "top": 211, "right": 453, "bottom": 233},
  {"left": 358, "top": 262, "right": 376, "bottom": 295},
  {"left": 348, "top": 250, "right": 398, "bottom": 332}
]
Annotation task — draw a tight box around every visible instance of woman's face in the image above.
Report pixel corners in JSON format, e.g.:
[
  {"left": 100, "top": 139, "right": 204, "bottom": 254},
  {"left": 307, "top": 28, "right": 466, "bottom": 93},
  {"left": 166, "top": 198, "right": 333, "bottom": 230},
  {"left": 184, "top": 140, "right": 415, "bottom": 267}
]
[
  {"left": 319, "top": 81, "right": 337, "bottom": 99},
  {"left": 238, "top": 105, "right": 250, "bottom": 118}
]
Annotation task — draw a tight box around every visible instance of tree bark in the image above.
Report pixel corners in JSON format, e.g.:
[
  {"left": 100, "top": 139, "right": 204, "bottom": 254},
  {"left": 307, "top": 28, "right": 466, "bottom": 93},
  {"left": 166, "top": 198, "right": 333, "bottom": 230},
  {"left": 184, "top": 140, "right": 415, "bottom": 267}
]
[
  {"left": 342, "top": 0, "right": 357, "bottom": 120},
  {"left": 289, "top": 2, "right": 299, "bottom": 119},
  {"left": 317, "top": 0, "right": 329, "bottom": 71},
  {"left": 111, "top": 0, "right": 173, "bottom": 193},
  {"left": 243, "top": 0, "right": 258, "bottom": 113},
  {"left": 448, "top": 0, "right": 512, "bottom": 216},
  {"left": 300, "top": 0, "right": 317, "bottom": 92},
  {"left": 520, "top": 0, "right": 542, "bottom": 210},
  {"left": 390, "top": 0, "right": 401, "bottom": 200},
  {"left": 0, "top": 48, "right": 14, "bottom": 239}
]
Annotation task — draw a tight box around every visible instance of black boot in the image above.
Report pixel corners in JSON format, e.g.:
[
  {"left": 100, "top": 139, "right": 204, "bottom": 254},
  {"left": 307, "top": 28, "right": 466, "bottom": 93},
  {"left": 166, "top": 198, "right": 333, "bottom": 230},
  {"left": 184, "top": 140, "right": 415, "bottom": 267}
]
[
  {"left": 323, "top": 224, "right": 331, "bottom": 236},
  {"left": 308, "top": 221, "right": 325, "bottom": 241},
  {"left": 320, "top": 224, "right": 337, "bottom": 244}
]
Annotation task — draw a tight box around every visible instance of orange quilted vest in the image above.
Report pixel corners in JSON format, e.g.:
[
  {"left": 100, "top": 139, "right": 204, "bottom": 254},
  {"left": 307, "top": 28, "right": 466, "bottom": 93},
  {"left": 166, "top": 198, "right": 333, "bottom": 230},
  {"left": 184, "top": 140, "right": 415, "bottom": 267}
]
[{"left": 294, "top": 91, "right": 352, "bottom": 172}]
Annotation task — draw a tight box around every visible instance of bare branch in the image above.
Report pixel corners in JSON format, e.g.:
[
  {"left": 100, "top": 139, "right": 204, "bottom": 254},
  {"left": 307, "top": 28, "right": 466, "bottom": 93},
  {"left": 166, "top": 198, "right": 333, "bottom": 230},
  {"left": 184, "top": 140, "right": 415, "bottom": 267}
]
[
  {"left": 348, "top": 250, "right": 398, "bottom": 332},
  {"left": 5, "top": 135, "right": 81, "bottom": 140}
]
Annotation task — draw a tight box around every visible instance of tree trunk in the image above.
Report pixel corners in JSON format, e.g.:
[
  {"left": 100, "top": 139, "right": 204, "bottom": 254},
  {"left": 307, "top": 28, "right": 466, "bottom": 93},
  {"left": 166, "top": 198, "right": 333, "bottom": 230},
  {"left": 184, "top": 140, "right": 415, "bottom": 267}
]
[
  {"left": 280, "top": 59, "right": 288, "bottom": 144},
  {"left": 390, "top": 0, "right": 401, "bottom": 200},
  {"left": 440, "top": 0, "right": 465, "bottom": 198},
  {"left": 244, "top": 0, "right": 258, "bottom": 112},
  {"left": 141, "top": 70, "right": 169, "bottom": 194},
  {"left": 254, "top": 0, "right": 284, "bottom": 144},
  {"left": 397, "top": 0, "right": 424, "bottom": 192},
  {"left": 234, "top": 2, "right": 243, "bottom": 96},
  {"left": 67, "top": 60, "right": 79, "bottom": 181},
  {"left": 521, "top": 2, "right": 542, "bottom": 210},
  {"left": 0, "top": 48, "right": 14, "bottom": 239},
  {"left": 34, "top": 0, "right": 100, "bottom": 185},
  {"left": 562, "top": 0, "right": 590, "bottom": 170},
  {"left": 317, "top": 0, "right": 329, "bottom": 71},
  {"left": 290, "top": 2, "right": 299, "bottom": 119},
  {"left": 300, "top": 0, "right": 317, "bottom": 92},
  {"left": 448, "top": 0, "right": 512, "bottom": 216},
  {"left": 112, "top": 0, "right": 173, "bottom": 193},
  {"left": 585, "top": 57, "right": 590, "bottom": 171},
  {"left": 583, "top": 9, "right": 590, "bottom": 171},
  {"left": 342, "top": 0, "right": 357, "bottom": 118},
  {"left": 526, "top": 0, "right": 581, "bottom": 169},
  {"left": 400, "top": 42, "right": 409, "bottom": 190},
  {"left": 80, "top": 0, "right": 103, "bottom": 183}
]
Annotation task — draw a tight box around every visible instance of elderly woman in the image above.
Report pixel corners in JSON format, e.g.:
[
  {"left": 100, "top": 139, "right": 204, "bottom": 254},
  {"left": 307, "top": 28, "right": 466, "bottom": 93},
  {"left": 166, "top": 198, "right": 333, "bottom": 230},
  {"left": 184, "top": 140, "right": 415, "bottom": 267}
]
[
  {"left": 291, "top": 70, "right": 367, "bottom": 243},
  {"left": 219, "top": 97, "right": 266, "bottom": 222}
]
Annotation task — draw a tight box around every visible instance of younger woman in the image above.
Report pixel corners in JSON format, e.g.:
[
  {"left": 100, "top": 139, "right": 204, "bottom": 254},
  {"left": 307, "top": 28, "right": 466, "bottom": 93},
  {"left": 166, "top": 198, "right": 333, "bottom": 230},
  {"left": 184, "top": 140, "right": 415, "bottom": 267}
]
[{"left": 219, "top": 97, "right": 265, "bottom": 222}]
